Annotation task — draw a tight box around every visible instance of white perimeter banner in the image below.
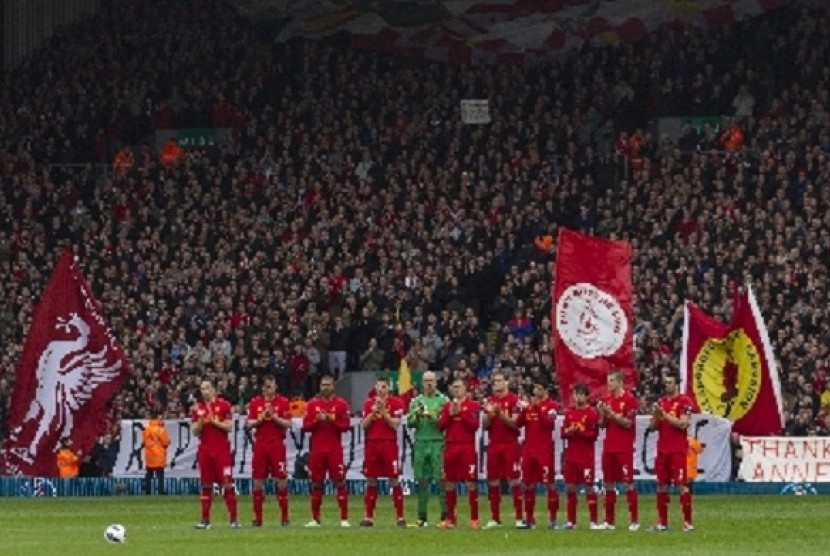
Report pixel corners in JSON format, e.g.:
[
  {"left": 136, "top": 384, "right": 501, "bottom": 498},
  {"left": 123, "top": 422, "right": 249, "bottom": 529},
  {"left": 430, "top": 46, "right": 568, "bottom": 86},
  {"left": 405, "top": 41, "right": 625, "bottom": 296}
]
[
  {"left": 114, "top": 414, "right": 731, "bottom": 482},
  {"left": 739, "top": 437, "right": 830, "bottom": 483}
]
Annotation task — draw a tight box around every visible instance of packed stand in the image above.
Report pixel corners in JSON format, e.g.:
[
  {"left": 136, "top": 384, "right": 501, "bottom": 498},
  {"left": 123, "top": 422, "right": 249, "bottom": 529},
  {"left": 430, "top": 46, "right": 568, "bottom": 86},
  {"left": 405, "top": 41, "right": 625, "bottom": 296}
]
[{"left": 1, "top": 0, "right": 830, "bottom": 455}]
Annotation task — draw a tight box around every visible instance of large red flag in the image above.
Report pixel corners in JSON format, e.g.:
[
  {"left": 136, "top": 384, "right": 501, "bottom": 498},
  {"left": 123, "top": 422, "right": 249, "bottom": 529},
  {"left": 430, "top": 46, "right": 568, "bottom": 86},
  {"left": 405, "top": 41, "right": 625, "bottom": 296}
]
[
  {"left": 552, "top": 228, "right": 636, "bottom": 406},
  {"left": 2, "top": 250, "right": 130, "bottom": 476},
  {"left": 680, "top": 285, "right": 784, "bottom": 435}
]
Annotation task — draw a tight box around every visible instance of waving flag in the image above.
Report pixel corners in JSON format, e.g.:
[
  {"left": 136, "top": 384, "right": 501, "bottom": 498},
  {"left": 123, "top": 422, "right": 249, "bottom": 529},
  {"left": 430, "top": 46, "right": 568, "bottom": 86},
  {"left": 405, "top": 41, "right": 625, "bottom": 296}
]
[
  {"left": 552, "top": 228, "right": 636, "bottom": 405},
  {"left": 3, "top": 250, "right": 130, "bottom": 476},
  {"left": 680, "top": 285, "right": 784, "bottom": 435}
]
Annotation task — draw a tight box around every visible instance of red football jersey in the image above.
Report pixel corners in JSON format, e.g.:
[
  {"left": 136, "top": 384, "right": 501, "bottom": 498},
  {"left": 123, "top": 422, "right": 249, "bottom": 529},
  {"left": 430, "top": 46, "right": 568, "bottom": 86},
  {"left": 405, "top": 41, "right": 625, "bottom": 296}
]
[
  {"left": 561, "top": 405, "right": 600, "bottom": 465},
  {"left": 191, "top": 397, "right": 233, "bottom": 453},
  {"left": 602, "top": 390, "right": 639, "bottom": 453},
  {"left": 517, "top": 398, "right": 558, "bottom": 453},
  {"left": 438, "top": 397, "right": 480, "bottom": 444},
  {"left": 247, "top": 394, "right": 292, "bottom": 444},
  {"left": 362, "top": 395, "right": 405, "bottom": 443},
  {"left": 302, "top": 396, "right": 351, "bottom": 451},
  {"left": 655, "top": 394, "right": 694, "bottom": 454},
  {"left": 485, "top": 392, "right": 521, "bottom": 445}
]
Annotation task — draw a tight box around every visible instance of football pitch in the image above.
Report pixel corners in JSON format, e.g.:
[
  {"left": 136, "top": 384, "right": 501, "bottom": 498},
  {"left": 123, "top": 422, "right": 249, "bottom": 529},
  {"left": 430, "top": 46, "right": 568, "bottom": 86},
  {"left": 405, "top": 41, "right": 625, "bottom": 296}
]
[{"left": 0, "top": 494, "right": 826, "bottom": 555}]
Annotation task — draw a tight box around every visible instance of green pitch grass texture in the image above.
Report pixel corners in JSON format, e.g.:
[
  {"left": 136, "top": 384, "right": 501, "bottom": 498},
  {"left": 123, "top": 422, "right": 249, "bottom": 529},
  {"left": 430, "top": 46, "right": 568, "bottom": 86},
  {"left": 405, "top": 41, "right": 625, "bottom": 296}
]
[{"left": 0, "top": 494, "right": 827, "bottom": 555}]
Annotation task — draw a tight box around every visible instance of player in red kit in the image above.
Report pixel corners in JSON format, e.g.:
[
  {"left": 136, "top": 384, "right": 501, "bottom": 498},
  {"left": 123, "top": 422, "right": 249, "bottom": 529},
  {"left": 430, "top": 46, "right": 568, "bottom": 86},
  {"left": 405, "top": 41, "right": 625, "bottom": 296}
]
[
  {"left": 597, "top": 370, "right": 640, "bottom": 531},
  {"left": 246, "top": 375, "right": 292, "bottom": 527},
  {"left": 360, "top": 376, "right": 407, "bottom": 527},
  {"left": 437, "top": 378, "right": 481, "bottom": 529},
  {"left": 302, "top": 374, "right": 352, "bottom": 528},
  {"left": 191, "top": 380, "right": 239, "bottom": 529},
  {"left": 482, "top": 370, "right": 523, "bottom": 529},
  {"left": 516, "top": 382, "right": 560, "bottom": 530},
  {"left": 649, "top": 373, "right": 695, "bottom": 532},
  {"left": 560, "top": 383, "right": 601, "bottom": 530}
]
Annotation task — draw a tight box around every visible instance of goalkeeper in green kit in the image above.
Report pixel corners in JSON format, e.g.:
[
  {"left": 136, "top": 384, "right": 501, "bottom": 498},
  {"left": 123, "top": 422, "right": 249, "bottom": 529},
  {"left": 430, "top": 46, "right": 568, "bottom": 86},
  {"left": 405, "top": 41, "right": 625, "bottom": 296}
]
[{"left": 407, "top": 370, "right": 449, "bottom": 527}]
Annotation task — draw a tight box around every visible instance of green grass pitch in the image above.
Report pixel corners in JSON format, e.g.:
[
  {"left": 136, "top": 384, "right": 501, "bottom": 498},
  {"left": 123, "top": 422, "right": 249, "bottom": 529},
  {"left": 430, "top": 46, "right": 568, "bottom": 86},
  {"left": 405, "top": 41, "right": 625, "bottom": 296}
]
[{"left": 0, "top": 494, "right": 827, "bottom": 555}]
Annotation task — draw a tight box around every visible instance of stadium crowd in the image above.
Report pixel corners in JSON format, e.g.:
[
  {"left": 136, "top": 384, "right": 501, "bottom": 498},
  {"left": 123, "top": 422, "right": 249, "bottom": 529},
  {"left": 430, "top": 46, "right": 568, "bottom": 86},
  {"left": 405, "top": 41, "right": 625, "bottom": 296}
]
[{"left": 2, "top": 0, "right": 830, "bottom": 468}]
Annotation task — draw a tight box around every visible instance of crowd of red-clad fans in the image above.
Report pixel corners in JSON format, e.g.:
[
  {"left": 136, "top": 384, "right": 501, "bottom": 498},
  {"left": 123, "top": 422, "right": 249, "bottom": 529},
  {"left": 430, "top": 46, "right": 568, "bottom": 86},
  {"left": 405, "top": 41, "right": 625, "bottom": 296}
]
[{"left": 2, "top": 1, "right": 830, "bottom": 476}]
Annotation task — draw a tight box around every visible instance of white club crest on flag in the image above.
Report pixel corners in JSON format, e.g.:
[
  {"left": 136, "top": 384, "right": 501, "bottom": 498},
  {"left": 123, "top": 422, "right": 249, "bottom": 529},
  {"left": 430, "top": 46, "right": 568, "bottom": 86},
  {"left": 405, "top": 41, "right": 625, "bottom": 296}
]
[
  {"left": 555, "top": 282, "right": 628, "bottom": 359},
  {"left": 2, "top": 250, "right": 129, "bottom": 477}
]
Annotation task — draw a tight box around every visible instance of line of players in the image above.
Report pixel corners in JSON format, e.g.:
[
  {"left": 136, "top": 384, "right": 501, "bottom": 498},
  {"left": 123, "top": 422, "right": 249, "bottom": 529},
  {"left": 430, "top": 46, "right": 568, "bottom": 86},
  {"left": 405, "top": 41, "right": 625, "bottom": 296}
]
[{"left": 189, "top": 369, "right": 695, "bottom": 532}]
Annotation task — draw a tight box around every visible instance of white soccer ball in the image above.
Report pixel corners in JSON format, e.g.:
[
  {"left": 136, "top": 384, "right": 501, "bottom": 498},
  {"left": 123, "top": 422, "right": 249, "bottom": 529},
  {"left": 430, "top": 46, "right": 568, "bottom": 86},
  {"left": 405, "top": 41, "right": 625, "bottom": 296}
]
[{"left": 104, "top": 523, "right": 126, "bottom": 544}]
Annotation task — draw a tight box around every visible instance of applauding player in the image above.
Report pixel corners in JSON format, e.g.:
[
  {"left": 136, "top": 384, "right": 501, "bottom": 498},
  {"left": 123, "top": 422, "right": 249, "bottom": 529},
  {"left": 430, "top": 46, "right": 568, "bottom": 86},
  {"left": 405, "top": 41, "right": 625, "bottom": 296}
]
[
  {"left": 246, "top": 375, "right": 292, "bottom": 527},
  {"left": 482, "top": 370, "right": 524, "bottom": 529},
  {"left": 437, "top": 378, "right": 481, "bottom": 529},
  {"left": 407, "top": 371, "right": 449, "bottom": 527},
  {"left": 191, "top": 380, "right": 239, "bottom": 529},
  {"left": 649, "top": 373, "right": 695, "bottom": 532},
  {"left": 560, "top": 383, "right": 601, "bottom": 530},
  {"left": 360, "top": 376, "right": 406, "bottom": 527},
  {"left": 597, "top": 370, "right": 640, "bottom": 531},
  {"left": 302, "top": 374, "right": 352, "bottom": 528},
  {"left": 515, "top": 382, "right": 559, "bottom": 529}
]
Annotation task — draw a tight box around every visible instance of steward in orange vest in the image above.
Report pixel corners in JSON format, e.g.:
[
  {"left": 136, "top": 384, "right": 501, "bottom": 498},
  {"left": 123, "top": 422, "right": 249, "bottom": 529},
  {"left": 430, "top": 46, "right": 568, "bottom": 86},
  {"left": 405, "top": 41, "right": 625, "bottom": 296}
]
[
  {"left": 57, "top": 437, "right": 81, "bottom": 478},
  {"left": 143, "top": 415, "right": 171, "bottom": 495}
]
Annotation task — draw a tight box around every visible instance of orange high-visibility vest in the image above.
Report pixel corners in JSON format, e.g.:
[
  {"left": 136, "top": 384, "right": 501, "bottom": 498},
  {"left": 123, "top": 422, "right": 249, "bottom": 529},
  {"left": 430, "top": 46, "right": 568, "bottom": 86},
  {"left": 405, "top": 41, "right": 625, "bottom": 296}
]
[
  {"left": 143, "top": 419, "right": 171, "bottom": 469},
  {"left": 57, "top": 448, "right": 80, "bottom": 478}
]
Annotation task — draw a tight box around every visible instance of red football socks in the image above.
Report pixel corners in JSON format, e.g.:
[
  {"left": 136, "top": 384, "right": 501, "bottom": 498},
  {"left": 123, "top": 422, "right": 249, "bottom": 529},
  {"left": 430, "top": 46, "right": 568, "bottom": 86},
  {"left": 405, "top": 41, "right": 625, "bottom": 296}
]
[
  {"left": 446, "top": 488, "right": 457, "bottom": 522},
  {"left": 681, "top": 491, "right": 692, "bottom": 524},
  {"left": 586, "top": 492, "right": 598, "bottom": 524},
  {"left": 469, "top": 489, "right": 479, "bottom": 521},
  {"left": 278, "top": 487, "right": 289, "bottom": 522},
  {"left": 511, "top": 485, "right": 523, "bottom": 520},
  {"left": 253, "top": 489, "right": 264, "bottom": 522},
  {"left": 311, "top": 487, "right": 323, "bottom": 521},
  {"left": 365, "top": 485, "right": 379, "bottom": 519},
  {"left": 200, "top": 486, "right": 212, "bottom": 522},
  {"left": 627, "top": 489, "right": 639, "bottom": 523},
  {"left": 488, "top": 485, "right": 501, "bottom": 522},
  {"left": 224, "top": 486, "right": 238, "bottom": 522},
  {"left": 547, "top": 489, "right": 559, "bottom": 522},
  {"left": 605, "top": 489, "right": 617, "bottom": 525},
  {"left": 524, "top": 488, "right": 536, "bottom": 524},
  {"left": 336, "top": 484, "right": 349, "bottom": 520},
  {"left": 392, "top": 485, "right": 404, "bottom": 520},
  {"left": 567, "top": 491, "right": 577, "bottom": 524}
]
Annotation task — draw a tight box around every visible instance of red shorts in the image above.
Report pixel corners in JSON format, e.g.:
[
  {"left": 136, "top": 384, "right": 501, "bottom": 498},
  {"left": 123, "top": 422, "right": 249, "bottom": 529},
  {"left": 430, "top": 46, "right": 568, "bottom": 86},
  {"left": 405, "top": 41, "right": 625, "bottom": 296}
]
[
  {"left": 654, "top": 452, "right": 686, "bottom": 486},
  {"left": 198, "top": 450, "right": 233, "bottom": 485},
  {"left": 363, "top": 442, "right": 400, "bottom": 478},
  {"left": 308, "top": 448, "right": 345, "bottom": 483},
  {"left": 486, "top": 443, "right": 520, "bottom": 481},
  {"left": 443, "top": 443, "right": 477, "bottom": 482},
  {"left": 602, "top": 451, "right": 634, "bottom": 484},
  {"left": 252, "top": 446, "right": 288, "bottom": 480},
  {"left": 563, "top": 460, "right": 595, "bottom": 486},
  {"left": 521, "top": 450, "right": 554, "bottom": 484}
]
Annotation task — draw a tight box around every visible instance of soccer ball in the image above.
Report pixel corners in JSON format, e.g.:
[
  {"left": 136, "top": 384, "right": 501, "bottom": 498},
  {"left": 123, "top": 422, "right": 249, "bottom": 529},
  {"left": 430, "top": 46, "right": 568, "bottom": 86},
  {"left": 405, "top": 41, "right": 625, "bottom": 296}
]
[{"left": 104, "top": 523, "right": 126, "bottom": 543}]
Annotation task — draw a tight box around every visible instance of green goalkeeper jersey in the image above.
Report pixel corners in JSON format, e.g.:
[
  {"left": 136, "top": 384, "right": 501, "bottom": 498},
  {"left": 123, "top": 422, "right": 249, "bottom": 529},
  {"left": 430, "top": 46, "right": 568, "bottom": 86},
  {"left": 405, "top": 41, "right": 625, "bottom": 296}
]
[{"left": 407, "top": 392, "right": 449, "bottom": 442}]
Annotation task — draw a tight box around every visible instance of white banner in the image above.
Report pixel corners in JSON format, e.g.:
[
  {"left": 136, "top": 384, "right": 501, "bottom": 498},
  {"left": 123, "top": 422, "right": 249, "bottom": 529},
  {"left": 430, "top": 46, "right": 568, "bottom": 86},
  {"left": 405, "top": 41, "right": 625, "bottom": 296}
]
[
  {"left": 460, "top": 99, "right": 491, "bottom": 124},
  {"left": 114, "top": 414, "right": 731, "bottom": 482},
  {"left": 739, "top": 437, "right": 830, "bottom": 483}
]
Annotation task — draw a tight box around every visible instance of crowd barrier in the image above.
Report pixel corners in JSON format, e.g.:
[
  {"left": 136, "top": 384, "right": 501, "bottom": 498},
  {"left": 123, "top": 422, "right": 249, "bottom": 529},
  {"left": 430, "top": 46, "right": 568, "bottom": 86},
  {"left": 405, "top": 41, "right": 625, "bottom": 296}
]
[{"left": 0, "top": 477, "right": 825, "bottom": 498}]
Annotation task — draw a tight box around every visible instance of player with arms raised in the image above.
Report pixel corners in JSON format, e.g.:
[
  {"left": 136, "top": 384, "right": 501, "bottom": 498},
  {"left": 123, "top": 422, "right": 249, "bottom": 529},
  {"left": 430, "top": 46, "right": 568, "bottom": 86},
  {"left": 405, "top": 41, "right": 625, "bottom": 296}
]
[
  {"left": 515, "top": 382, "right": 559, "bottom": 529},
  {"left": 360, "top": 376, "right": 407, "bottom": 527},
  {"left": 302, "top": 374, "right": 352, "bottom": 528},
  {"left": 246, "top": 375, "right": 292, "bottom": 526},
  {"left": 597, "top": 370, "right": 640, "bottom": 530},
  {"left": 649, "top": 373, "right": 695, "bottom": 532},
  {"left": 191, "top": 380, "right": 239, "bottom": 529},
  {"left": 437, "top": 378, "right": 481, "bottom": 529},
  {"left": 560, "top": 383, "right": 601, "bottom": 530}
]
